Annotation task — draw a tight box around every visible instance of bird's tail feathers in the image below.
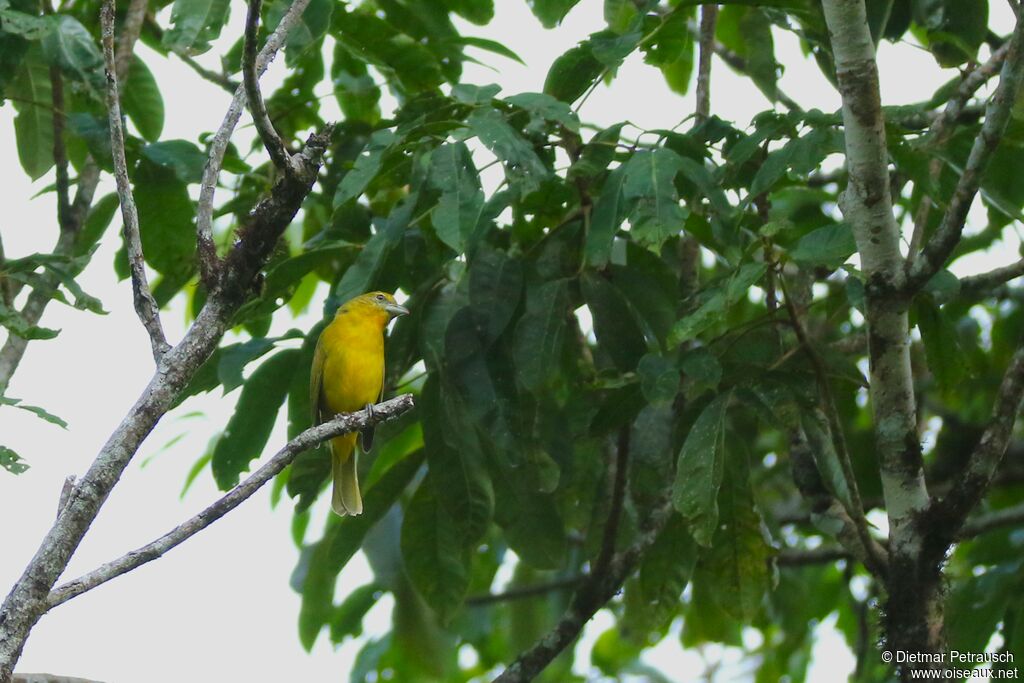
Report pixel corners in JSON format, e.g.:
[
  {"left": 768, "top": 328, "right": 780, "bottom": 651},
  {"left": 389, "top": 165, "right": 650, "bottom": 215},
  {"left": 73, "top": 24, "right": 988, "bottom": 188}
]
[{"left": 330, "top": 434, "right": 363, "bottom": 516}]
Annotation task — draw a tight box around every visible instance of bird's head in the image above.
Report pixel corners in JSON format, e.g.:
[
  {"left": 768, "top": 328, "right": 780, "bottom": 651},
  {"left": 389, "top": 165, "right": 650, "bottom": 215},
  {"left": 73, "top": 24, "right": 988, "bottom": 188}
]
[{"left": 337, "top": 291, "right": 409, "bottom": 324}]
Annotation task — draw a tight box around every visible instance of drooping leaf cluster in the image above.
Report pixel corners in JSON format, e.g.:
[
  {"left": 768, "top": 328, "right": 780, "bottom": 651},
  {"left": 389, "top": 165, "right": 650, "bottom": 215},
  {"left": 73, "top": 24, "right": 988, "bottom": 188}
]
[{"left": 3, "top": 0, "right": 1024, "bottom": 680}]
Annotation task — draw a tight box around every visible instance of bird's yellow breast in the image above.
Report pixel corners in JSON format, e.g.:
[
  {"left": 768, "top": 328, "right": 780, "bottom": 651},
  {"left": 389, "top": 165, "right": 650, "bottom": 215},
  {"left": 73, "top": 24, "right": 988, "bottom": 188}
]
[{"left": 319, "top": 308, "right": 386, "bottom": 415}]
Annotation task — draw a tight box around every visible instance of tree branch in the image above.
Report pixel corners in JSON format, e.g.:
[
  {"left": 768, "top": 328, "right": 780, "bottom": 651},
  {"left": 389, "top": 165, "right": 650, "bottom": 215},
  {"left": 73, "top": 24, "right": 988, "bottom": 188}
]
[
  {"left": 46, "top": 395, "right": 414, "bottom": 610},
  {"left": 960, "top": 501, "right": 1024, "bottom": 538},
  {"left": 0, "top": 0, "right": 145, "bottom": 393},
  {"left": 927, "top": 345, "right": 1024, "bottom": 554},
  {"left": 821, "top": 0, "right": 930, "bottom": 573},
  {"left": 196, "top": 0, "right": 313, "bottom": 287},
  {"left": 959, "top": 259, "right": 1024, "bottom": 297},
  {"left": 466, "top": 576, "right": 583, "bottom": 607},
  {"left": 242, "top": 0, "right": 295, "bottom": 176},
  {"left": 113, "top": 0, "right": 148, "bottom": 84},
  {"left": 781, "top": 277, "right": 886, "bottom": 574},
  {"left": 694, "top": 4, "right": 718, "bottom": 125},
  {"left": 101, "top": 0, "right": 170, "bottom": 362},
  {"left": 0, "top": 107, "right": 329, "bottom": 683},
  {"left": 492, "top": 500, "right": 674, "bottom": 683},
  {"left": 594, "top": 428, "right": 630, "bottom": 578},
  {"left": 906, "top": 19, "right": 1024, "bottom": 291}
]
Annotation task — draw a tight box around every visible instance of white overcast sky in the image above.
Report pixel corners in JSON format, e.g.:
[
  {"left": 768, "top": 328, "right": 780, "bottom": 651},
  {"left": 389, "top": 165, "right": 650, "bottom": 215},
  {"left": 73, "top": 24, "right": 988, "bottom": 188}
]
[{"left": 0, "top": 1, "right": 1019, "bottom": 681}]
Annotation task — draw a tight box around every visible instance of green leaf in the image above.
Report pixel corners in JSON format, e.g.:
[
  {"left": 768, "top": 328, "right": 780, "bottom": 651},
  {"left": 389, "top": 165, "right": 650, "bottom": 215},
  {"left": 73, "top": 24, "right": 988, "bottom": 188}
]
[
  {"left": 466, "top": 106, "right": 548, "bottom": 196},
  {"left": 333, "top": 190, "right": 417, "bottom": 304},
  {"left": 211, "top": 349, "right": 299, "bottom": 489},
  {"left": 272, "top": 0, "right": 333, "bottom": 66},
  {"left": 529, "top": 0, "right": 583, "bottom": 28},
  {"left": 428, "top": 142, "right": 484, "bottom": 253},
  {"left": 453, "top": 35, "right": 523, "bottom": 64},
  {"left": 570, "top": 123, "right": 624, "bottom": 181},
  {"left": 329, "top": 583, "right": 381, "bottom": 644},
  {"left": 505, "top": 92, "right": 580, "bottom": 133},
  {"left": 0, "top": 396, "right": 67, "bottom": 428},
  {"left": 401, "top": 474, "right": 471, "bottom": 623},
  {"left": 630, "top": 403, "right": 675, "bottom": 512},
  {"left": 790, "top": 223, "right": 857, "bottom": 267},
  {"left": 492, "top": 463, "right": 568, "bottom": 569},
  {"left": 217, "top": 336, "right": 278, "bottom": 394},
  {"left": 636, "top": 353, "right": 679, "bottom": 405},
  {"left": 122, "top": 57, "right": 164, "bottom": 142},
  {"left": 41, "top": 15, "right": 104, "bottom": 100},
  {"left": 630, "top": 514, "right": 697, "bottom": 632},
  {"left": 468, "top": 245, "right": 523, "bottom": 346},
  {"left": 335, "top": 9, "right": 444, "bottom": 93},
  {"left": 513, "top": 278, "right": 570, "bottom": 392},
  {"left": 543, "top": 42, "right": 603, "bottom": 104},
  {"left": 799, "top": 408, "right": 855, "bottom": 513},
  {"left": 0, "top": 300, "right": 59, "bottom": 340},
  {"left": 331, "top": 44, "right": 381, "bottom": 124},
  {"left": 75, "top": 193, "right": 119, "bottom": 257},
  {"left": 297, "top": 450, "right": 424, "bottom": 650},
  {"left": 916, "top": 297, "right": 968, "bottom": 394},
  {"left": 700, "top": 438, "right": 772, "bottom": 621},
  {"left": 420, "top": 377, "right": 493, "bottom": 545},
  {"left": 586, "top": 165, "right": 627, "bottom": 267},
  {"left": 162, "top": 0, "right": 232, "bottom": 55},
  {"left": 582, "top": 271, "right": 648, "bottom": 371},
  {"left": 717, "top": 6, "right": 778, "bottom": 100},
  {"left": 672, "top": 392, "right": 731, "bottom": 546},
  {"left": 622, "top": 148, "right": 686, "bottom": 249},
  {"left": 141, "top": 140, "right": 205, "bottom": 184},
  {"left": 8, "top": 44, "right": 54, "bottom": 180},
  {"left": 0, "top": 445, "right": 28, "bottom": 474},
  {"left": 442, "top": 0, "right": 494, "bottom": 25},
  {"left": 334, "top": 130, "right": 396, "bottom": 207},
  {"left": 668, "top": 291, "right": 725, "bottom": 347},
  {"left": 133, "top": 159, "right": 196, "bottom": 277}
]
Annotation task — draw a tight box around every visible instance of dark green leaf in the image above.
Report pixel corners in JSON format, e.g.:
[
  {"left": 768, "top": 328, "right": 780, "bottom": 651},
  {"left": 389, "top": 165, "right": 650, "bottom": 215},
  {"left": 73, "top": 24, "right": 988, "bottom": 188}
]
[
  {"left": 41, "top": 15, "right": 104, "bottom": 99},
  {"left": 8, "top": 44, "right": 53, "bottom": 180},
  {"left": 0, "top": 445, "right": 28, "bottom": 474},
  {"left": 672, "top": 392, "right": 731, "bottom": 545},
  {"left": 790, "top": 223, "right": 857, "bottom": 267},
  {"left": 162, "top": 0, "right": 232, "bottom": 55},
  {"left": 0, "top": 396, "right": 67, "bottom": 428},
  {"left": 467, "top": 106, "right": 548, "bottom": 196},
  {"left": 586, "top": 165, "right": 627, "bottom": 268},
  {"left": 401, "top": 474, "right": 471, "bottom": 623},
  {"left": 123, "top": 57, "right": 164, "bottom": 142},
  {"left": 211, "top": 349, "right": 299, "bottom": 489},
  {"left": 583, "top": 271, "right": 648, "bottom": 371},
  {"left": 513, "top": 278, "right": 570, "bottom": 392},
  {"left": 622, "top": 148, "right": 686, "bottom": 249},
  {"left": 141, "top": 140, "right": 205, "bottom": 184},
  {"left": 428, "top": 142, "right": 484, "bottom": 253},
  {"left": 529, "top": 0, "right": 582, "bottom": 28},
  {"left": 133, "top": 159, "right": 196, "bottom": 277}
]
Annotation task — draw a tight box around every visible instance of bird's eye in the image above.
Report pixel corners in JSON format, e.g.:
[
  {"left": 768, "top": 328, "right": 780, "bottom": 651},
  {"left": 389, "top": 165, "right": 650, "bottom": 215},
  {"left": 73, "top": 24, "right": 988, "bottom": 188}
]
[{"left": 376, "top": 294, "right": 386, "bottom": 301}]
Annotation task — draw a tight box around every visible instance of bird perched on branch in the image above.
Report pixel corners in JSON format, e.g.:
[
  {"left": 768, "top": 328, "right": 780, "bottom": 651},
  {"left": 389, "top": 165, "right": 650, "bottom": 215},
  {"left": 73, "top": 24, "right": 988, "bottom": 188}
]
[{"left": 311, "top": 291, "right": 408, "bottom": 515}]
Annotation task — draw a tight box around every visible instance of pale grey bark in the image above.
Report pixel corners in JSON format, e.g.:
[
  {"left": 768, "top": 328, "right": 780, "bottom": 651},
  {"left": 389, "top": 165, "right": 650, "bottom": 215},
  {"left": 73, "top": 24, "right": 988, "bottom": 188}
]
[
  {"left": 47, "top": 395, "right": 414, "bottom": 609},
  {"left": 0, "top": 0, "right": 330, "bottom": 667},
  {"left": 100, "top": 0, "right": 170, "bottom": 362},
  {"left": 194, "top": 0, "right": 313, "bottom": 286}
]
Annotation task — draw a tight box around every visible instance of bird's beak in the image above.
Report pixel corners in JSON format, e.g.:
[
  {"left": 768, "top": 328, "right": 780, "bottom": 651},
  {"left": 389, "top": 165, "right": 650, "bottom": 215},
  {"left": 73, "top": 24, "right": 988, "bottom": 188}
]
[{"left": 385, "top": 302, "right": 409, "bottom": 319}]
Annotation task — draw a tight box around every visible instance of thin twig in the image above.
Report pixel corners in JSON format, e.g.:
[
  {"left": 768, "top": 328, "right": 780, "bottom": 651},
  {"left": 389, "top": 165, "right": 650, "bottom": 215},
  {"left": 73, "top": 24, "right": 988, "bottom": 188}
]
[
  {"left": 908, "top": 41, "right": 1012, "bottom": 257},
  {"left": 46, "top": 395, "right": 414, "bottom": 609},
  {"left": 194, "top": 0, "right": 313, "bottom": 287},
  {"left": 695, "top": 4, "right": 718, "bottom": 125},
  {"left": 466, "top": 576, "right": 583, "bottom": 606},
  {"left": 907, "top": 20, "right": 1024, "bottom": 291},
  {"left": 101, "top": 0, "right": 170, "bottom": 362},
  {"left": 46, "top": 67, "right": 70, "bottom": 232},
  {"left": 594, "top": 428, "right": 630, "bottom": 578},
  {"left": 242, "top": 0, "right": 295, "bottom": 175},
  {"left": 781, "top": 277, "right": 886, "bottom": 574}
]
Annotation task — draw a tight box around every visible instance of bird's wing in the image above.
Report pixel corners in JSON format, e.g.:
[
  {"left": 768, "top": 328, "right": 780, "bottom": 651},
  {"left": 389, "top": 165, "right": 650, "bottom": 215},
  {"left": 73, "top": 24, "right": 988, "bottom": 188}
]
[
  {"left": 310, "top": 335, "right": 328, "bottom": 426},
  {"left": 359, "top": 351, "right": 385, "bottom": 452}
]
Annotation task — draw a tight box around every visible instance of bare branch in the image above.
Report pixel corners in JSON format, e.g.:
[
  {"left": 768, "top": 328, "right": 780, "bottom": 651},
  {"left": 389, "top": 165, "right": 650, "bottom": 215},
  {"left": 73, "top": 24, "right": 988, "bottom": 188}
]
[
  {"left": 492, "top": 500, "right": 674, "bottom": 683},
  {"left": 0, "top": 123, "right": 330, "bottom": 683},
  {"left": 907, "top": 20, "right": 1024, "bottom": 291},
  {"left": 195, "top": 0, "right": 313, "bottom": 287},
  {"left": 694, "top": 4, "right": 718, "bottom": 125},
  {"left": 960, "top": 501, "right": 1024, "bottom": 538},
  {"left": 927, "top": 345, "right": 1024, "bottom": 551},
  {"left": 13, "top": 675, "right": 106, "bottom": 683},
  {"left": 55, "top": 476, "right": 75, "bottom": 519},
  {"left": 113, "top": 0, "right": 148, "bottom": 84},
  {"left": 593, "top": 428, "right": 630, "bottom": 578},
  {"left": 101, "top": 0, "right": 170, "bottom": 362},
  {"left": 46, "top": 395, "right": 414, "bottom": 610},
  {"left": 46, "top": 65, "right": 70, "bottom": 233},
  {"left": 959, "top": 259, "right": 1024, "bottom": 297},
  {"left": 243, "top": 0, "right": 295, "bottom": 175}
]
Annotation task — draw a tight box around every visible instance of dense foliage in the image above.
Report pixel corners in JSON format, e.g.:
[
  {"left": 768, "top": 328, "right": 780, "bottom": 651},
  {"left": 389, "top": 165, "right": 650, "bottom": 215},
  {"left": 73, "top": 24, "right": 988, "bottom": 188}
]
[{"left": 3, "top": 0, "right": 1024, "bottom": 680}]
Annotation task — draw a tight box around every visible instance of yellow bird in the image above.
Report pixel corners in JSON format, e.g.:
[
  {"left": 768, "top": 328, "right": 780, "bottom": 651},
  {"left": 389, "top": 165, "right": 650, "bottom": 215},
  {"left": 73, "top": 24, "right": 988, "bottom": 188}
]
[{"left": 310, "top": 291, "right": 408, "bottom": 516}]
